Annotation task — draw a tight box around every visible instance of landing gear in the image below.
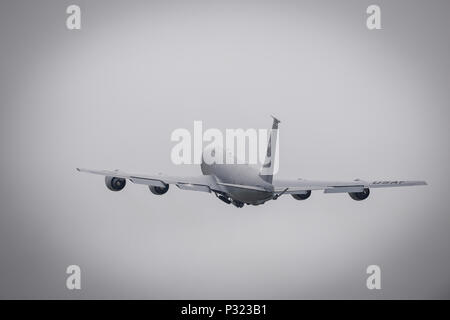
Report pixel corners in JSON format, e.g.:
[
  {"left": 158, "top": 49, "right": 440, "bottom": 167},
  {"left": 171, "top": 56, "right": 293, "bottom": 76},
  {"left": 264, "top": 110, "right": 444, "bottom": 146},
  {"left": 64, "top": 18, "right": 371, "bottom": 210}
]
[
  {"left": 216, "top": 193, "right": 231, "bottom": 204},
  {"left": 214, "top": 192, "right": 245, "bottom": 208},
  {"left": 231, "top": 199, "right": 244, "bottom": 208}
]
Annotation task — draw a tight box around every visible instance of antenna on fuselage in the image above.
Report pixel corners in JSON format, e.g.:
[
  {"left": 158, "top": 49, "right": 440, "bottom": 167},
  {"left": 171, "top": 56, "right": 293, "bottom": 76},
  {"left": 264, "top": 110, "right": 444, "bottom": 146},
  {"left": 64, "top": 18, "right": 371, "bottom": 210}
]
[{"left": 259, "top": 115, "right": 280, "bottom": 184}]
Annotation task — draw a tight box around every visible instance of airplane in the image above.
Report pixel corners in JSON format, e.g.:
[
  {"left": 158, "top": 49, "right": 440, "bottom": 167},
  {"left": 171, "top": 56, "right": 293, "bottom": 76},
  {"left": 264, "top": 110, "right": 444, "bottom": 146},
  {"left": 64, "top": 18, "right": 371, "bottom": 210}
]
[{"left": 77, "top": 116, "right": 427, "bottom": 208}]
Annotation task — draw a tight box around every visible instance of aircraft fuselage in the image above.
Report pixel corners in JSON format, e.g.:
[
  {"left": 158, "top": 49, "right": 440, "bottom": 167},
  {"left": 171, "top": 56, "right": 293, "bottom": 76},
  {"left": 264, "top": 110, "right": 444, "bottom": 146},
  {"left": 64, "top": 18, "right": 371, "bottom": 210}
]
[{"left": 200, "top": 148, "right": 273, "bottom": 205}]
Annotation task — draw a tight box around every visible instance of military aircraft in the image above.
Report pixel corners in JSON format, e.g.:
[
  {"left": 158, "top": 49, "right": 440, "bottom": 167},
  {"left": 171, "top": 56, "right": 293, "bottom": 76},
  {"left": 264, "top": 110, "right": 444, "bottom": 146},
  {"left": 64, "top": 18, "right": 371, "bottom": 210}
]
[{"left": 77, "top": 116, "right": 426, "bottom": 208}]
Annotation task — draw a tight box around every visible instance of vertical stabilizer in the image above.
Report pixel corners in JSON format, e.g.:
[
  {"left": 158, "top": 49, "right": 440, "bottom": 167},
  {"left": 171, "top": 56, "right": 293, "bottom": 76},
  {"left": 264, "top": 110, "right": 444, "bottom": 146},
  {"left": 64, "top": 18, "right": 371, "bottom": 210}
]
[{"left": 259, "top": 115, "right": 280, "bottom": 184}]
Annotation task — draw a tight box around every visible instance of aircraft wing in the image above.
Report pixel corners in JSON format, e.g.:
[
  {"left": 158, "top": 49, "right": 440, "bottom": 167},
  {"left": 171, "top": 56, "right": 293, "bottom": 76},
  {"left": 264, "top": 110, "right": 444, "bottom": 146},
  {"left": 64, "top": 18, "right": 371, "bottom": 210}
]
[
  {"left": 76, "top": 168, "right": 228, "bottom": 193},
  {"left": 272, "top": 178, "right": 427, "bottom": 194}
]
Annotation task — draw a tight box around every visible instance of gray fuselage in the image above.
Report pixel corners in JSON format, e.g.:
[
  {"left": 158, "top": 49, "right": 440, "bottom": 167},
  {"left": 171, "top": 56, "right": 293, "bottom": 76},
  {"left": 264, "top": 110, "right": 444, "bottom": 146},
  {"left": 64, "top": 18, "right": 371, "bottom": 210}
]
[{"left": 200, "top": 148, "right": 274, "bottom": 205}]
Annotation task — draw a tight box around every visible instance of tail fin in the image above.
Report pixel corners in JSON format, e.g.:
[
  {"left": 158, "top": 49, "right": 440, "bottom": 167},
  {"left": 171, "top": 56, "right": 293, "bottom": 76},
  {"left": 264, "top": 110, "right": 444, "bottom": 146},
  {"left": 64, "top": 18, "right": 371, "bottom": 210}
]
[{"left": 259, "top": 115, "right": 280, "bottom": 184}]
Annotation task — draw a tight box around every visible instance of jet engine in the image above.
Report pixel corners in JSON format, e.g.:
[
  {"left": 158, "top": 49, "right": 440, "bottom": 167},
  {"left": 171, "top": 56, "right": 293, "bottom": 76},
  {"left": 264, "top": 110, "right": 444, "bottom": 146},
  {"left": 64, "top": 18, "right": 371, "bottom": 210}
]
[
  {"left": 349, "top": 188, "right": 370, "bottom": 201},
  {"left": 149, "top": 184, "right": 169, "bottom": 195},
  {"left": 291, "top": 190, "right": 311, "bottom": 200},
  {"left": 105, "top": 176, "right": 126, "bottom": 191}
]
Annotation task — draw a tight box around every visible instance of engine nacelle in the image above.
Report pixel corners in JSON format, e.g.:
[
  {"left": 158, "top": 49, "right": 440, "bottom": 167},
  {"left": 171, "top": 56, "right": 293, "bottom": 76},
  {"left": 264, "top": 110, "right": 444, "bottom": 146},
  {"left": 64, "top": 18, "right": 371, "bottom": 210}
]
[
  {"left": 291, "top": 190, "right": 311, "bottom": 200},
  {"left": 349, "top": 188, "right": 370, "bottom": 201},
  {"left": 149, "top": 184, "right": 169, "bottom": 195},
  {"left": 105, "top": 176, "right": 126, "bottom": 191}
]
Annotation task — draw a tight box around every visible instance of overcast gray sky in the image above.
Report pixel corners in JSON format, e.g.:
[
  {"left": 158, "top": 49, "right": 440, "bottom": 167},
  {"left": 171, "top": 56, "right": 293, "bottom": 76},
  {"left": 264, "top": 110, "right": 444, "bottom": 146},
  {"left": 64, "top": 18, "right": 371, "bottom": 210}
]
[{"left": 0, "top": 0, "right": 449, "bottom": 299}]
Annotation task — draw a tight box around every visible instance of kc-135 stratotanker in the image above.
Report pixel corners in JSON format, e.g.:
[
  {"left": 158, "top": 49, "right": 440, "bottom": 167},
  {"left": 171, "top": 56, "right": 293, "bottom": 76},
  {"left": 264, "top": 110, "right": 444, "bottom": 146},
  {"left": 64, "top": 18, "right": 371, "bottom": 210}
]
[{"left": 77, "top": 116, "right": 427, "bottom": 208}]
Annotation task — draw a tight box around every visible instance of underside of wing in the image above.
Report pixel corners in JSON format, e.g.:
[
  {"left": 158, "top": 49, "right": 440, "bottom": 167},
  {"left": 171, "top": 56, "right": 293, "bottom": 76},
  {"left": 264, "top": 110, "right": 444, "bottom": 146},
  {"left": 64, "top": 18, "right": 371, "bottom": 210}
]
[
  {"left": 368, "top": 180, "right": 427, "bottom": 188},
  {"left": 273, "top": 178, "right": 427, "bottom": 195},
  {"left": 76, "top": 167, "right": 226, "bottom": 193},
  {"left": 273, "top": 179, "right": 365, "bottom": 194},
  {"left": 77, "top": 168, "right": 273, "bottom": 194}
]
